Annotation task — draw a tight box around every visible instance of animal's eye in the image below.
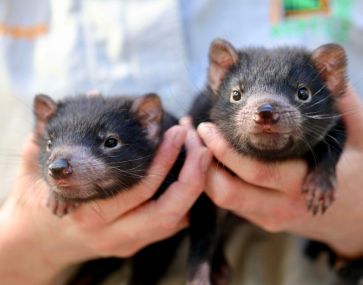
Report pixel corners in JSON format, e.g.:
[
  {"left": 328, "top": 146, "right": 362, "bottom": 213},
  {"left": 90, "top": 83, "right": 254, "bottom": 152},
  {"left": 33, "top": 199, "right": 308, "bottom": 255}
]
[
  {"left": 296, "top": 86, "right": 311, "bottom": 102},
  {"left": 230, "top": 90, "right": 242, "bottom": 102},
  {"left": 47, "top": 139, "right": 53, "bottom": 151},
  {"left": 104, "top": 137, "right": 120, "bottom": 148}
]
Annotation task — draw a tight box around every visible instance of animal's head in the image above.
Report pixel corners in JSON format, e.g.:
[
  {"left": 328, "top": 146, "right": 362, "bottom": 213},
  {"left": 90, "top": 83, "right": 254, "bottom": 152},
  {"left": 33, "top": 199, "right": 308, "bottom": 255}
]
[
  {"left": 33, "top": 93, "right": 164, "bottom": 200},
  {"left": 208, "top": 39, "right": 347, "bottom": 160}
]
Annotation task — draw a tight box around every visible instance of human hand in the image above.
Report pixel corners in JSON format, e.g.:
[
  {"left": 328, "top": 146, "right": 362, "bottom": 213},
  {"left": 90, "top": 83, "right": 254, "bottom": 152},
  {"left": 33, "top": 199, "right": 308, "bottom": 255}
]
[
  {"left": 0, "top": 125, "right": 211, "bottom": 285},
  {"left": 197, "top": 85, "right": 363, "bottom": 258}
]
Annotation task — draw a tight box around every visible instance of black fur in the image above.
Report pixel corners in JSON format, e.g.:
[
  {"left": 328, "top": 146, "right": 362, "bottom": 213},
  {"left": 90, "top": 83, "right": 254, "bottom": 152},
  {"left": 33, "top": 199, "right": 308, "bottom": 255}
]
[
  {"left": 39, "top": 96, "right": 155, "bottom": 201},
  {"left": 188, "top": 45, "right": 347, "bottom": 284},
  {"left": 36, "top": 94, "right": 186, "bottom": 285},
  {"left": 195, "top": 47, "right": 343, "bottom": 160}
]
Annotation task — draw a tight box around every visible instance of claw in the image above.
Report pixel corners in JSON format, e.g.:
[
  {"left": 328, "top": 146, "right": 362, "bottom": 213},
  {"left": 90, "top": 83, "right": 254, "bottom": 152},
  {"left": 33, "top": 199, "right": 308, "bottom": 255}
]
[
  {"left": 303, "top": 169, "right": 337, "bottom": 216},
  {"left": 321, "top": 202, "right": 327, "bottom": 214},
  {"left": 47, "top": 192, "right": 79, "bottom": 217},
  {"left": 312, "top": 206, "right": 319, "bottom": 216}
]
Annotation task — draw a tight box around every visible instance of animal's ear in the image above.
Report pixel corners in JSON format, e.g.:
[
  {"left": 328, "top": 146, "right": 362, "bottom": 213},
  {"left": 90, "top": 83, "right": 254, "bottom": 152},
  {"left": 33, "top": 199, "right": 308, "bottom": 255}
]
[
  {"left": 208, "top": 39, "right": 239, "bottom": 94},
  {"left": 311, "top": 44, "right": 347, "bottom": 96},
  {"left": 131, "top": 93, "right": 163, "bottom": 145},
  {"left": 33, "top": 94, "right": 57, "bottom": 139}
]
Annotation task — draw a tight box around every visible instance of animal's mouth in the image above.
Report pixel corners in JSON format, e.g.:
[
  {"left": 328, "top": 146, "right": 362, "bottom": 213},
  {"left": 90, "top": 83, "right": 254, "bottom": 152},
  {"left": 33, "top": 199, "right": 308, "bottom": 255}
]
[
  {"left": 53, "top": 179, "right": 71, "bottom": 188},
  {"left": 50, "top": 180, "right": 99, "bottom": 201},
  {"left": 248, "top": 132, "right": 293, "bottom": 151}
]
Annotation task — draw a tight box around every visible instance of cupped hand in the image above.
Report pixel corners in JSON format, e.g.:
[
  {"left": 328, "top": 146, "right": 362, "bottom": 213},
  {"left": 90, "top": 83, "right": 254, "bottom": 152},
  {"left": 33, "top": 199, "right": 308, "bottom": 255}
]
[
  {"left": 197, "top": 85, "right": 363, "bottom": 258},
  {"left": 0, "top": 125, "right": 212, "bottom": 284}
]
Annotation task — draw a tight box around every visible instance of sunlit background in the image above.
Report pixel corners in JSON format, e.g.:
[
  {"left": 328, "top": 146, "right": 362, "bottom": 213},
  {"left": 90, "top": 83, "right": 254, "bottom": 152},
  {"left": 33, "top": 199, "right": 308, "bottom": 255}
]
[{"left": 0, "top": 0, "right": 362, "bottom": 196}]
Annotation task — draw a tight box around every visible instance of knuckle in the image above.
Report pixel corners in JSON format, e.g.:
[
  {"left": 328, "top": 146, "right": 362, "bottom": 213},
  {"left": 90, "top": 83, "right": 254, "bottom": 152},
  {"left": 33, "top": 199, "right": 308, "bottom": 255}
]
[
  {"left": 138, "top": 181, "right": 159, "bottom": 200},
  {"left": 159, "top": 211, "right": 181, "bottom": 232},
  {"left": 155, "top": 206, "right": 183, "bottom": 234},
  {"left": 140, "top": 186, "right": 155, "bottom": 200},
  {"left": 179, "top": 179, "right": 204, "bottom": 195}
]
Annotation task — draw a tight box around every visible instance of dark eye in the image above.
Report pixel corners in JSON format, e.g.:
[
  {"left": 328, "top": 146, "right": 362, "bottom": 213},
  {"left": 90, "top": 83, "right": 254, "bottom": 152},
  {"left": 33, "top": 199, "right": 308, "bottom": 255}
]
[
  {"left": 47, "top": 139, "right": 53, "bottom": 151},
  {"left": 231, "top": 90, "right": 242, "bottom": 102},
  {"left": 297, "top": 86, "right": 311, "bottom": 102},
  {"left": 104, "top": 137, "right": 119, "bottom": 148}
]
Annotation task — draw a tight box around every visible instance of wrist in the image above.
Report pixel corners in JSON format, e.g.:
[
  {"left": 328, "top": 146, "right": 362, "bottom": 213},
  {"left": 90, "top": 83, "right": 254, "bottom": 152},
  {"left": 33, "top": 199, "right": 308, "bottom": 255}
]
[{"left": 0, "top": 198, "right": 71, "bottom": 285}]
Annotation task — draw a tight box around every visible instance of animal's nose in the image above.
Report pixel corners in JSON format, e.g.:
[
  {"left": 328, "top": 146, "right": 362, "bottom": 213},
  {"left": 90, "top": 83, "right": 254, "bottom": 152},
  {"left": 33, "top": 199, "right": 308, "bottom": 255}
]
[
  {"left": 48, "top": 159, "right": 73, "bottom": 179},
  {"left": 253, "top": 103, "right": 280, "bottom": 125}
]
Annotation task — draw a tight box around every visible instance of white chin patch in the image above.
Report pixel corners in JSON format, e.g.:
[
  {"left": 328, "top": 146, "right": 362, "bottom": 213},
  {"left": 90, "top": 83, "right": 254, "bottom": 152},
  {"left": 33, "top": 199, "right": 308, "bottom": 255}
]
[{"left": 249, "top": 133, "right": 291, "bottom": 151}]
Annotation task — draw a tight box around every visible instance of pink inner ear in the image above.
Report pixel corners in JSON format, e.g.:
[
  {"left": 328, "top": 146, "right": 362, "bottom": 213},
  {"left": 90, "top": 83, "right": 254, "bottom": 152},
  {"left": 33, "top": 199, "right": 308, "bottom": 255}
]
[
  {"left": 131, "top": 94, "right": 163, "bottom": 144},
  {"left": 33, "top": 95, "right": 57, "bottom": 139},
  {"left": 34, "top": 95, "right": 57, "bottom": 122},
  {"left": 208, "top": 40, "right": 238, "bottom": 94},
  {"left": 311, "top": 44, "right": 347, "bottom": 96},
  {"left": 212, "top": 48, "right": 238, "bottom": 68},
  {"left": 33, "top": 102, "right": 54, "bottom": 139},
  {"left": 36, "top": 102, "right": 55, "bottom": 121}
]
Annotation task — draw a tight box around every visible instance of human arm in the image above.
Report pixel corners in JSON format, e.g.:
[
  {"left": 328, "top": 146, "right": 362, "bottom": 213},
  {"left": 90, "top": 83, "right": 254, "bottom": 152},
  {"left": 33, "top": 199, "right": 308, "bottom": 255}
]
[
  {"left": 0, "top": 125, "right": 212, "bottom": 285},
  {"left": 197, "top": 85, "right": 363, "bottom": 259}
]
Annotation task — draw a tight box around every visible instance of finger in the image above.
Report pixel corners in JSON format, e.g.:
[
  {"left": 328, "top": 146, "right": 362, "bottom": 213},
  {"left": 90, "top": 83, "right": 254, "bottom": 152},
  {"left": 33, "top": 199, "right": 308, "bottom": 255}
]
[
  {"left": 70, "top": 125, "right": 187, "bottom": 224},
  {"left": 179, "top": 116, "right": 193, "bottom": 128},
  {"left": 102, "top": 215, "right": 189, "bottom": 257},
  {"left": 106, "top": 128, "right": 212, "bottom": 243},
  {"left": 336, "top": 84, "right": 363, "bottom": 147},
  {"left": 205, "top": 162, "right": 307, "bottom": 232},
  {"left": 20, "top": 134, "right": 42, "bottom": 173},
  {"left": 150, "top": 129, "right": 212, "bottom": 221},
  {"left": 183, "top": 121, "right": 203, "bottom": 146},
  {"left": 197, "top": 122, "right": 307, "bottom": 191}
]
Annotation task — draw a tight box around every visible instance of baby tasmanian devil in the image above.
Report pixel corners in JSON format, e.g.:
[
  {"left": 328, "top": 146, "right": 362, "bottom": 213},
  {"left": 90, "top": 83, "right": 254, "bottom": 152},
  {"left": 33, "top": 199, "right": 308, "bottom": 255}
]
[
  {"left": 34, "top": 93, "right": 191, "bottom": 285},
  {"left": 34, "top": 93, "right": 171, "bottom": 217},
  {"left": 187, "top": 39, "right": 347, "bottom": 285},
  {"left": 191, "top": 39, "right": 347, "bottom": 214}
]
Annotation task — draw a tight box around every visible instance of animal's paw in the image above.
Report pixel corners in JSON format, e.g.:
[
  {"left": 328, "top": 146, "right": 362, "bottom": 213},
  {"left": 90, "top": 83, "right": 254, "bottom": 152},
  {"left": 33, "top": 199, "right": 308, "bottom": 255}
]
[
  {"left": 47, "top": 193, "right": 79, "bottom": 217},
  {"left": 302, "top": 169, "right": 337, "bottom": 215}
]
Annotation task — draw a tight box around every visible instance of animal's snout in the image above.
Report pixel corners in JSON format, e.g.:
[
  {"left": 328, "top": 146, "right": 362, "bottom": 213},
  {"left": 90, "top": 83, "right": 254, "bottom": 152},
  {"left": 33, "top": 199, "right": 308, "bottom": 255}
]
[
  {"left": 48, "top": 159, "right": 73, "bottom": 179},
  {"left": 253, "top": 103, "right": 280, "bottom": 125}
]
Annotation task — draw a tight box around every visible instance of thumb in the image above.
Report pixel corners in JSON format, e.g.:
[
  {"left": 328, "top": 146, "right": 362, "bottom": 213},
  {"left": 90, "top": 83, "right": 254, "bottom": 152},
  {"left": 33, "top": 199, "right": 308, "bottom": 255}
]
[
  {"left": 336, "top": 85, "right": 363, "bottom": 147},
  {"left": 20, "top": 134, "right": 41, "bottom": 174}
]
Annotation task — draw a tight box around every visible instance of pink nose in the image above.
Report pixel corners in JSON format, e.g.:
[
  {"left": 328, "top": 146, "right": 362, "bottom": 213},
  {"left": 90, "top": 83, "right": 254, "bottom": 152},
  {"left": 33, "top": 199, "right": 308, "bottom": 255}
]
[
  {"left": 253, "top": 104, "right": 280, "bottom": 125},
  {"left": 48, "top": 159, "right": 73, "bottom": 179}
]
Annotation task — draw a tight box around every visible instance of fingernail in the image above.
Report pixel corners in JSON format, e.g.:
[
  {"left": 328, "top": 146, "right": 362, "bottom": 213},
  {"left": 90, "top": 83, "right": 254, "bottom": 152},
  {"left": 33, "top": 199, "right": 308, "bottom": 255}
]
[
  {"left": 200, "top": 150, "right": 212, "bottom": 173},
  {"left": 197, "top": 122, "right": 215, "bottom": 135},
  {"left": 179, "top": 116, "right": 192, "bottom": 127}
]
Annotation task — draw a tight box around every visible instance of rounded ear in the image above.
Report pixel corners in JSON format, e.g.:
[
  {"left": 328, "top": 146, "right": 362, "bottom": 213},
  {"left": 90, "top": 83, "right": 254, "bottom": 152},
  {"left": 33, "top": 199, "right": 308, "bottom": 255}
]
[
  {"left": 208, "top": 39, "right": 239, "bottom": 94},
  {"left": 34, "top": 94, "right": 57, "bottom": 122},
  {"left": 311, "top": 43, "right": 347, "bottom": 96},
  {"left": 33, "top": 94, "right": 57, "bottom": 139},
  {"left": 131, "top": 93, "right": 163, "bottom": 145}
]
